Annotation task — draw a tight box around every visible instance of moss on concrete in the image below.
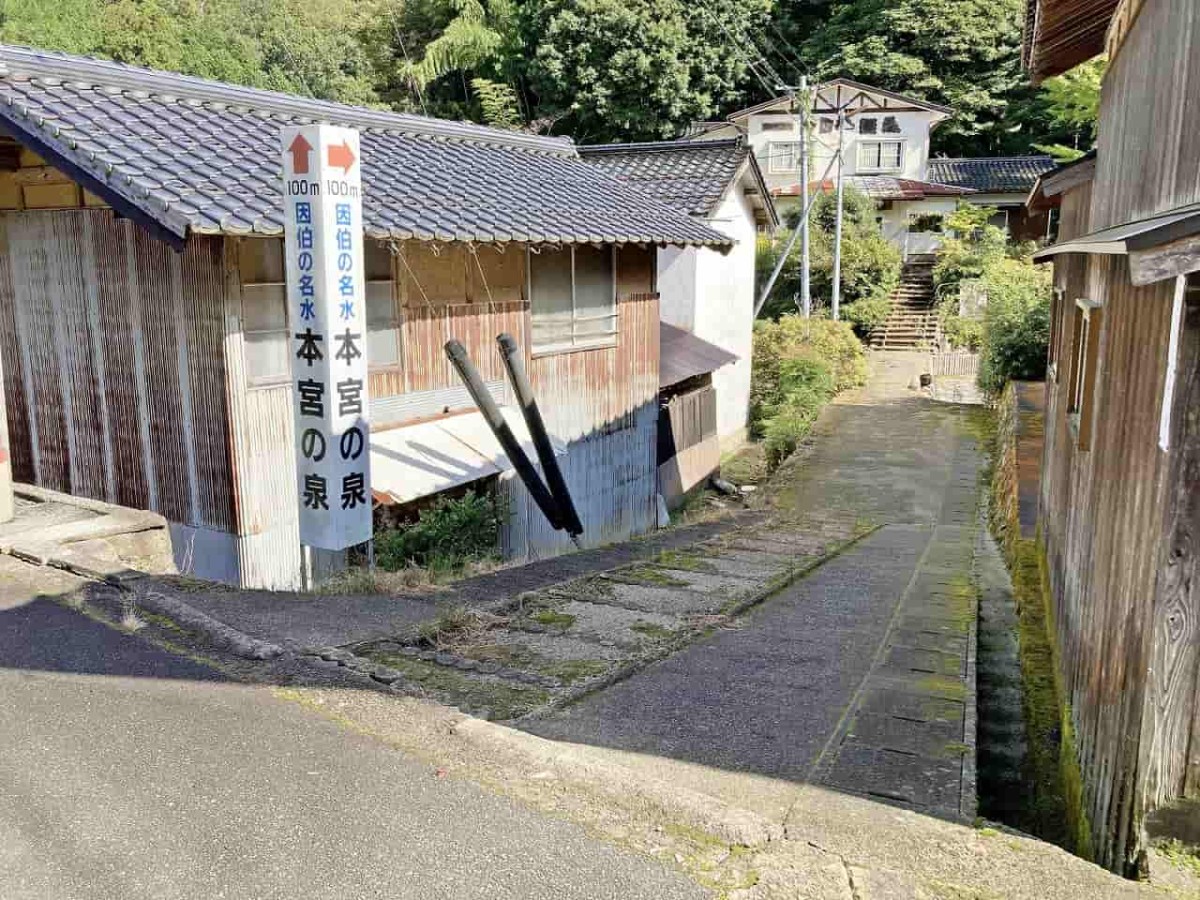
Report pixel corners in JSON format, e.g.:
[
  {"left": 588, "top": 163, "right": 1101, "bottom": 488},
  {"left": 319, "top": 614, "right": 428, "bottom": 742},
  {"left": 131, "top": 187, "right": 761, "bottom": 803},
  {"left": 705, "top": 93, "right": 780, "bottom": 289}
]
[
  {"left": 529, "top": 609, "right": 577, "bottom": 629},
  {"left": 362, "top": 651, "right": 550, "bottom": 720},
  {"left": 653, "top": 549, "right": 718, "bottom": 574},
  {"left": 609, "top": 565, "right": 690, "bottom": 588}
]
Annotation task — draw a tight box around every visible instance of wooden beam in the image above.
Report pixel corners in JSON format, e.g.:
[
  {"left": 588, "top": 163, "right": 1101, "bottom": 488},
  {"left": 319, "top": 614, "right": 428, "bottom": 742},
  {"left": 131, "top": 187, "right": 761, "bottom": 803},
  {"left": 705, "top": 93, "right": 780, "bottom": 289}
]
[{"left": 1131, "top": 235, "right": 1200, "bottom": 287}]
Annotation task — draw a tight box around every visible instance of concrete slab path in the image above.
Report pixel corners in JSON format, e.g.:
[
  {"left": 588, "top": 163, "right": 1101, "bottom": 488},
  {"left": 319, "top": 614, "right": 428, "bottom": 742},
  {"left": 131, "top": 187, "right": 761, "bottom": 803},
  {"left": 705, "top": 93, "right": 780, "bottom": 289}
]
[{"left": 525, "top": 353, "right": 989, "bottom": 822}]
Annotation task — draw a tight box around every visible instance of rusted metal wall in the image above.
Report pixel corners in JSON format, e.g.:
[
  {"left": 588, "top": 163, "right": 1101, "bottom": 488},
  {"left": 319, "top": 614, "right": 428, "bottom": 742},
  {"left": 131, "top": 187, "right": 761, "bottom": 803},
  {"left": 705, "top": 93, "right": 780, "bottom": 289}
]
[
  {"left": 1091, "top": 0, "right": 1199, "bottom": 230},
  {"left": 0, "top": 209, "right": 235, "bottom": 542},
  {"left": 1040, "top": 245, "right": 1184, "bottom": 869}
]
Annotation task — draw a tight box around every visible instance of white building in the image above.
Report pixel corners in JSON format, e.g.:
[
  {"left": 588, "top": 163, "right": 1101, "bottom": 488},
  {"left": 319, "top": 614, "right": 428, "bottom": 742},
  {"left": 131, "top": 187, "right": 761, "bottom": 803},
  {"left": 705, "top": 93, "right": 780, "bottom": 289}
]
[
  {"left": 580, "top": 139, "right": 778, "bottom": 448},
  {"left": 689, "top": 79, "right": 1055, "bottom": 253}
]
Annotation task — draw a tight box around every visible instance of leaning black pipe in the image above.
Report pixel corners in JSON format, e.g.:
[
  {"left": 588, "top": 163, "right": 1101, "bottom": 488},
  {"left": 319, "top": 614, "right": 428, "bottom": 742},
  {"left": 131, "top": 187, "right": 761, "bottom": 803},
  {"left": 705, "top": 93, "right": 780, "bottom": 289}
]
[
  {"left": 496, "top": 333, "right": 584, "bottom": 538},
  {"left": 444, "top": 339, "right": 564, "bottom": 531}
]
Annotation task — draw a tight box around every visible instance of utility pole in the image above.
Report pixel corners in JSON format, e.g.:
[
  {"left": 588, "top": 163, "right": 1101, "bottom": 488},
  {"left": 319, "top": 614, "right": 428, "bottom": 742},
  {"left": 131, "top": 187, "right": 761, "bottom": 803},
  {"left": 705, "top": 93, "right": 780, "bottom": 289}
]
[
  {"left": 797, "top": 76, "right": 811, "bottom": 318},
  {"left": 830, "top": 104, "right": 847, "bottom": 322}
]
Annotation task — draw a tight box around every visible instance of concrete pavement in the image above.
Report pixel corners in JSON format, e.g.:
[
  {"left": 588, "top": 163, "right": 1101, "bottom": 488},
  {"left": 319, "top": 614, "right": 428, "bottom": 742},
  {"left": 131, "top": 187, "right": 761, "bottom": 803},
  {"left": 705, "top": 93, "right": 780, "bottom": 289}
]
[{"left": 0, "top": 560, "right": 705, "bottom": 900}]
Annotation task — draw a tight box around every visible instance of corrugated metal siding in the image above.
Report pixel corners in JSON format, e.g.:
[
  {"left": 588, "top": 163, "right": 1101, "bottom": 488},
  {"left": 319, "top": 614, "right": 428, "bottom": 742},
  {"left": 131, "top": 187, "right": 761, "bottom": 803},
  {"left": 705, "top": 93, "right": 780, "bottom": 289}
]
[
  {"left": 0, "top": 209, "right": 235, "bottom": 532},
  {"left": 1092, "top": 0, "right": 1199, "bottom": 229}
]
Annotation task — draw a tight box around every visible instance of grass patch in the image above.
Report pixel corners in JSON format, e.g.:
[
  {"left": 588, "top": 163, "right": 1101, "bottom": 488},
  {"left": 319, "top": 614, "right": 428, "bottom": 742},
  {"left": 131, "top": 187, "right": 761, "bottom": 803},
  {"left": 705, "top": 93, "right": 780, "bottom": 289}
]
[
  {"left": 455, "top": 643, "right": 611, "bottom": 685},
  {"left": 1155, "top": 839, "right": 1200, "bottom": 878},
  {"left": 529, "top": 609, "right": 577, "bottom": 629},
  {"left": 415, "top": 606, "right": 507, "bottom": 650},
  {"left": 609, "top": 565, "right": 690, "bottom": 588},
  {"left": 653, "top": 549, "right": 718, "bottom": 574},
  {"left": 361, "top": 651, "right": 549, "bottom": 720},
  {"left": 630, "top": 621, "right": 678, "bottom": 642},
  {"left": 720, "top": 442, "right": 769, "bottom": 487}
]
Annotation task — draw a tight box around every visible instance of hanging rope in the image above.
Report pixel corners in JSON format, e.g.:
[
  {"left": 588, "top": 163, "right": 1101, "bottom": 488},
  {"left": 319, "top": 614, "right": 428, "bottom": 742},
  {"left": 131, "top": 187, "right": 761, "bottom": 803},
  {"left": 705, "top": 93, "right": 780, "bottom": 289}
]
[
  {"left": 391, "top": 239, "right": 434, "bottom": 310},
  {"left": 468, "top": 242, "right": 498, "bottom": 313}
]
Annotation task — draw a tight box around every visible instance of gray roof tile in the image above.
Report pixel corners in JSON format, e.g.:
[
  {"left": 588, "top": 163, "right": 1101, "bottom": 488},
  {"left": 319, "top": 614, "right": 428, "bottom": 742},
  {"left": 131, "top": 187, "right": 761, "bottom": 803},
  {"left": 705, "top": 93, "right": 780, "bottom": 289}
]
[
  {"left": 927, "top": 156, "right": 1057, "bottom": 194},
  {"left": 0, "top": 45, "right": 731, "bottom": 251},
  {"left": 578, "top": 139, "right": 748, "bottom": 218}
]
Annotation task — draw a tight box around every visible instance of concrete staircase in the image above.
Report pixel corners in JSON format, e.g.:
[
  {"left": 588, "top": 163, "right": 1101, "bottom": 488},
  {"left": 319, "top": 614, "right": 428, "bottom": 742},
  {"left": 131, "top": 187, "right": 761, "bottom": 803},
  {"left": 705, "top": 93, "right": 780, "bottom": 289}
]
[{"left": 871, "top": 254, "right": 938, "bottom": 350}]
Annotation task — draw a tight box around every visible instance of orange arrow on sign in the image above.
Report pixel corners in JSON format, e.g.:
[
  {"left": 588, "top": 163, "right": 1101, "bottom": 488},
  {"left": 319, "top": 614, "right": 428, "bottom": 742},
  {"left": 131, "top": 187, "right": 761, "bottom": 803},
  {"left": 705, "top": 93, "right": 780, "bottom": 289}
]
[
  {"left": 288, "top": 134, "right": 313, "bottom": 174},
  {"left": 327, "top": 140, "right": 356, "bottom": 174}
]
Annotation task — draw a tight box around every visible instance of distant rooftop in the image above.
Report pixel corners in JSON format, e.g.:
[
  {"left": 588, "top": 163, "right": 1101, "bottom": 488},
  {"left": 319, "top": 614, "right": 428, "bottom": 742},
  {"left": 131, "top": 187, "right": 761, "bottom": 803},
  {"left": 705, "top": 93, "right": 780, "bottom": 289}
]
[
  {"left": 578, "top": 138, "right": 777, "bottom": 228},
  {"left": 0, "top": 44, "right": 731, "bottom": 250},
  {"left": 928, "top": 156, "right": 1057, "bottom": 195}
]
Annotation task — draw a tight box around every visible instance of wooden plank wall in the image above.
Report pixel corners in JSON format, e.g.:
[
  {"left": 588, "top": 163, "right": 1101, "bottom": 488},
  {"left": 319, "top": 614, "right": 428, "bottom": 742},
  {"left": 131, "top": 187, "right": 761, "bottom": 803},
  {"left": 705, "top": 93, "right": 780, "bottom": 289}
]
[
  {"left": 503, "top": 245, "right": 660, "bottom": 558},
  {"left": 1040, "top": 247, "right": 1179, "bottom": 869},
  {"left": 226, "top": 239, "right": 660, "bottom": 585},
  {"left": 1138, "top": 277, "right": 1200, "bottom": 819},
  {"left": 1091, "top": 0, "right": 1199, "bottom": 230},
  {"left": 0, "top": 209, "right": 234, "bottom": 534}
]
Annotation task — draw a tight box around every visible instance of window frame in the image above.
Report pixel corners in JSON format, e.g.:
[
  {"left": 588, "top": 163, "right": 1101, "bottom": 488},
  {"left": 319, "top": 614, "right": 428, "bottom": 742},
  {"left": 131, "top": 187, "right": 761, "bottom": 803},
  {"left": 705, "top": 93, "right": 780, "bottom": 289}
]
[
  {"left": 239, "top": 237, "right": 291, "bottom": 390},
  {"left": 857, "top": 140, "right": 905, "bottom": 173},
  {"left": 364, "top": 241, "right": 401, "bottom": 373},
  {"left": 527, "top": 245, "right": 619, "bottom": 356},
  {"left": 767, "top": 140, "right": 802, "bottom": 174},
  {"left": 1068, "top": 297, "right": 1103, "bottom": 450}
]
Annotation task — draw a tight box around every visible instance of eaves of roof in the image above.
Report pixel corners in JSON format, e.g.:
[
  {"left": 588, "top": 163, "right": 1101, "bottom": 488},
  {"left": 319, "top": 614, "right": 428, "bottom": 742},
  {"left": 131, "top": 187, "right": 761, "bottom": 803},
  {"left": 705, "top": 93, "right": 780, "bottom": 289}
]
[{"left": 0, "top": 44, "right": 733, "bottom": 252}]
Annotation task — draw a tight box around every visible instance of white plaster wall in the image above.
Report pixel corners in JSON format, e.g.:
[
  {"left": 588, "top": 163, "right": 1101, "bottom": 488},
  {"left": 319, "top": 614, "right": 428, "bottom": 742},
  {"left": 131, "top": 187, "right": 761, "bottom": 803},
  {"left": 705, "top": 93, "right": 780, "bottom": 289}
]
[
  {"left": 879, "top": 198, "right": 960, "bottom": 253},
  {"left": 656, "top": 244, "right": 698, "bottom": 331},
  {"left": 748, "top": 107, "right": 941, "bottom": 196},
  {"left": 655, "top": 186, "right": 757, "bottom": 444}
]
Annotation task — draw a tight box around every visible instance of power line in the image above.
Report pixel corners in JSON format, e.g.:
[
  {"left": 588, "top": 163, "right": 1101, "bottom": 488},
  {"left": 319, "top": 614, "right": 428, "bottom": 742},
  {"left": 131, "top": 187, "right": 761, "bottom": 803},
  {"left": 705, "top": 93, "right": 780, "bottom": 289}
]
[{"left": 385, "top": 0, "right": 429, "bottom": 117}]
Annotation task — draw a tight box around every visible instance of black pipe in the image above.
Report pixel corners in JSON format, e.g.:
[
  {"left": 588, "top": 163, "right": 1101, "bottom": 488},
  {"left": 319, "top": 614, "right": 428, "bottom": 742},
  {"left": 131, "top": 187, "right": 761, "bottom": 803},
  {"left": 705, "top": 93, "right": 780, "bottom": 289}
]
[
  {"left": 496, "top": 333, "right": 584, "bottom": 538},
  {"left": 444, "top": 339, "right": 564, "bottom": 531}
]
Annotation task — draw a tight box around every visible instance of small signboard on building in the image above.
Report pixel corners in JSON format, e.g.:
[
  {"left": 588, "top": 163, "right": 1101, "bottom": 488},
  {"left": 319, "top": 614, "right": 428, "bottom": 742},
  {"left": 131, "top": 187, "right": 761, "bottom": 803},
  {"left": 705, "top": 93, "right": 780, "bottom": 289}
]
[{"left": 280, "top": 124, "right": 371, "bottom": 550}]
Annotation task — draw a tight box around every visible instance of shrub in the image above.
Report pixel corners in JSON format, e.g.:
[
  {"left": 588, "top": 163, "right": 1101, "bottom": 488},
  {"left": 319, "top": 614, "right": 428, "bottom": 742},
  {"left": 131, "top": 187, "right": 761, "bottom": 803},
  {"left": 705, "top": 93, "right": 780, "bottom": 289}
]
[
  {"left": 758, "top": 186, "right": 901, "bottom": 325},
  {"left": 751, "top": 316, "right": 867, "bottom": 427},
  {"left": 761, "top": 357, "right": 836, "bottom": 468},
  {"left": 942, "top": 314, "right": 984, "bottom": 351},
  {"left": 750, "top": 316, "right": 865, "bottom": 468},
  {"left": 842, "top": 294, "right": 892, "bottom": 336},
  {"left": 375, "top": 490, "right": 504, "bottom": 574},
  {"left": 977, "top": 258, "right": 1053, "bottom": 395}
]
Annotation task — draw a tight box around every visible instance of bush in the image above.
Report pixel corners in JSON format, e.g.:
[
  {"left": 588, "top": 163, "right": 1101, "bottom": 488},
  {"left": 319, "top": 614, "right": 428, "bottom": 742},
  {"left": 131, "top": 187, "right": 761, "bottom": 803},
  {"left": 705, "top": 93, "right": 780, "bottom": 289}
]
[
  {"left": 375, "top": 490, "right": 504, "bottom": 574},
  {"left": 758, "top": 186, "right": 901, "bottom": 327},
  {"left": 762, "top": 356, "right": 836, "bottom": 468},
  {"left": 942, "top": 314, "right": 984, "bottom": 351},
  {"left": 977, "top": 258, "right": 1053, "bottom": 395},
  {"left": 842, "top": 294, "right": 892, "bottom": 335},
  {"left": 750, "top": 317, "right": 866, "bottom": 468}
]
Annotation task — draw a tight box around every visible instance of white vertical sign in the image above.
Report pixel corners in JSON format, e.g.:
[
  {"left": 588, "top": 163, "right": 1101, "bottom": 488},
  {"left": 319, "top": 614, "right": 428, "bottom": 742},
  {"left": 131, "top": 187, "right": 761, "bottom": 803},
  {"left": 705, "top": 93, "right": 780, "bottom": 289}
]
[{"left": 280, "top": 124, "right": 372, "bottom": 550}]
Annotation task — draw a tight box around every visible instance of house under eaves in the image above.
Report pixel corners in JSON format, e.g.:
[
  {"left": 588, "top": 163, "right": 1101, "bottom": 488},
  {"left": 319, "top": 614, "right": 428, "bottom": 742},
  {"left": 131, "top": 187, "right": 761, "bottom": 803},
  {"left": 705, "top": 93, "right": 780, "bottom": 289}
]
[{"left": 0, "top": 44, "right": 731, "bottom": 590}]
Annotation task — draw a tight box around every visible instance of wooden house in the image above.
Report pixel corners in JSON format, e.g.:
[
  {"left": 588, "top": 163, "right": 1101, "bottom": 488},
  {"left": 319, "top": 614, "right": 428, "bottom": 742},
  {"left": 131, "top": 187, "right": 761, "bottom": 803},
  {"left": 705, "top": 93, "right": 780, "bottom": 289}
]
[
  {"left": 0, "top": 45, "right": 731, "bottom": 590},
  {"left": 1024, "top": 0, "right": 1200, "bottom": 873}
]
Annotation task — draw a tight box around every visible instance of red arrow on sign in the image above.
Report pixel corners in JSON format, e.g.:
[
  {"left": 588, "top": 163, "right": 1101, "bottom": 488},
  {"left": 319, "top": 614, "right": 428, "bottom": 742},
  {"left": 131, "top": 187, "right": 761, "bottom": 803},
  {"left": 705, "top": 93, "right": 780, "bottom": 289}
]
[
  {"left": 327, "top": 140, "right": 356, "bottom": 174},
  {"left": 288, "top": 134, "right": 313, "bottom": 174}
]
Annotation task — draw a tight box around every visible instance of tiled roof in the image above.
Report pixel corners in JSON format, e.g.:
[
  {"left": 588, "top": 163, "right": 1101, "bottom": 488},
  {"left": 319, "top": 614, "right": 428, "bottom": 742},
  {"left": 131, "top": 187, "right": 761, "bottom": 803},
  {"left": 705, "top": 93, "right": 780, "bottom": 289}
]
[
  {"left": 775, "top": 177, "right": 973, "bottom": 201},
  {"left": 927, "top": 156, "right": 1057, "bottom": 194},
  {"left": 579, "top": 138, "right": 778, "bottom": 229},
  {"left": 0, "top": 45, "right": 731, "bottom": 251},
  {"left": 577, "top": 139, "right": 740, "bottom": 217}
]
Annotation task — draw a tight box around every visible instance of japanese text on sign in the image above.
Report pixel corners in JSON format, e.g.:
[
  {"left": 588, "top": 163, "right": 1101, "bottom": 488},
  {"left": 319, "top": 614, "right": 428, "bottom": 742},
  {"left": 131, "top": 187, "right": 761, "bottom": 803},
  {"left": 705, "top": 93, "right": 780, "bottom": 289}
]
[{"left": 280, "top": 125, "right": 371, "bottom": 550}]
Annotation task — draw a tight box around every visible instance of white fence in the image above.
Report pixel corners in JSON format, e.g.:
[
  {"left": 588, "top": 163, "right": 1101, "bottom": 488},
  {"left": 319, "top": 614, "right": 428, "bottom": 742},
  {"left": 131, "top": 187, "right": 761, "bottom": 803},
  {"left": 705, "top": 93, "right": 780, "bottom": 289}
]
[{"left": 929, "top": 350, "right": 981, "bottom": 377}]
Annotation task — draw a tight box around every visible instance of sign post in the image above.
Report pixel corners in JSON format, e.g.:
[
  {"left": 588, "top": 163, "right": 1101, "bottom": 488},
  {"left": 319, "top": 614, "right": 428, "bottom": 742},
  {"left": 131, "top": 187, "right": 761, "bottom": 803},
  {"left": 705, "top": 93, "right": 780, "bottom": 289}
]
[{"left": 280, "top": 124, "right": 371, "bottom": 555}]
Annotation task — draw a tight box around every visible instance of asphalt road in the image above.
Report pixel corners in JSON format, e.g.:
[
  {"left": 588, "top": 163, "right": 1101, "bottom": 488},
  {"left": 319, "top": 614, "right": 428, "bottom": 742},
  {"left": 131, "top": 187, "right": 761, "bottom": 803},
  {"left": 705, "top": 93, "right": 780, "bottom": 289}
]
[{"left": 0, "top": 571, "right": 704, "bottom": 900}]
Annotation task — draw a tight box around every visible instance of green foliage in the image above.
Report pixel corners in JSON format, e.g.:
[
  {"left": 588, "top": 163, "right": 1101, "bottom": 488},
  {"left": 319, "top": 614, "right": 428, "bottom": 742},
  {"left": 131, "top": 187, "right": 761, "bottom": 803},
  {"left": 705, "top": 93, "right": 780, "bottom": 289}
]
[
  {"left": 471, "top": 76, "right": 522, "bottom": 128},
  {"left": 760, "top": 186, "right": 901, "bottom": 328},
  {"left": 1037, "top": 57, "right": 1104, "bottom": 151},
  {"left": 375, "top": 490, "right": 504, "bottom": 573},
  {"left": 976, "top": 258, "right": 1052, "bottom": 394},
  {"left": 401, "top": 0, "right": 512, "bottom": 89},
  {"left": 518, "top": 0, "right": 771, "bottom": 141},
  {"left": 751, "top": 317, "right": 867, "bottom": 467},
  {"left": 941, "top": 314, "right": 983, "bottom": 351},
  {"left": 0, "top": 0, "right": 380, "bottom": 105}
]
